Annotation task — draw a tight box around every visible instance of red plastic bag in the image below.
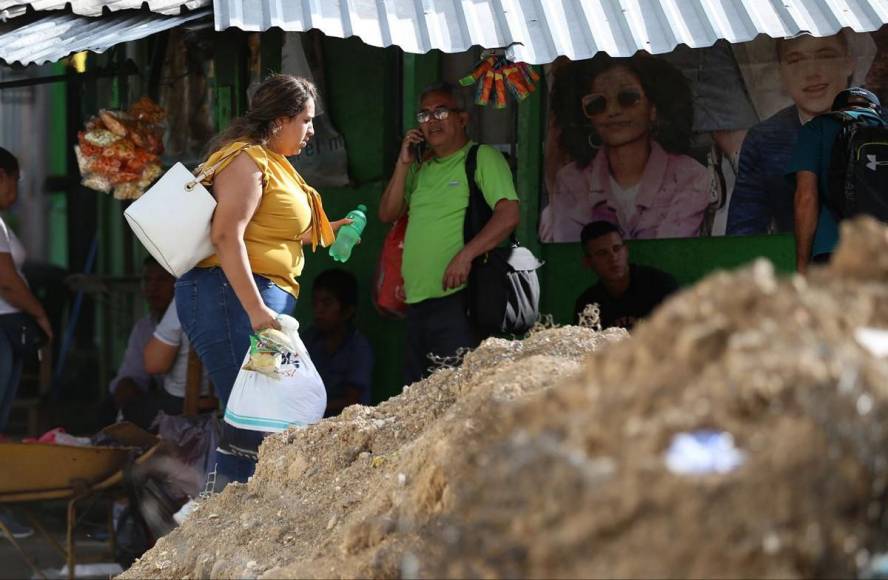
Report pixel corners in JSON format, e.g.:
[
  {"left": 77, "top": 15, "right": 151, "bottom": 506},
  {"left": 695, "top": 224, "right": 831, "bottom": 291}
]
[{"left": 373, "top": 215, "right": 408, "bottom": 318}]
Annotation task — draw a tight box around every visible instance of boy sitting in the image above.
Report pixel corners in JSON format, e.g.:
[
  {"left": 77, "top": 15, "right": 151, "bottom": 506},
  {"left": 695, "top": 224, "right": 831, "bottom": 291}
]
[{"left": 304, "top": 269, "right": 374, "bottom": 417}]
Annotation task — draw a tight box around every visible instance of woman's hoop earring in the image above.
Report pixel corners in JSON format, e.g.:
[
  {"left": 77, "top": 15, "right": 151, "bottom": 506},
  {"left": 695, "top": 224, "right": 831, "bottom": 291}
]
[{"left": 587, "top": 133, "right": 602, "bottom": 150}]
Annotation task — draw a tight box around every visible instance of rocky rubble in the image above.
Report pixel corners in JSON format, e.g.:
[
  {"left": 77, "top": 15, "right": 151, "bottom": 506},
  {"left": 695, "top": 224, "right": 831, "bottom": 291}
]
[{"left": 123, "top": 217, "right": 888, "bottom": 579}]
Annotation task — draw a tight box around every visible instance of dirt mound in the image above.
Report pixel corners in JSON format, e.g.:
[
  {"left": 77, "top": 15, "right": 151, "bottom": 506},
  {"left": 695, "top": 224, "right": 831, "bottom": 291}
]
[{"left": 123, "top": 217, "right": 888, "bottom": 579}]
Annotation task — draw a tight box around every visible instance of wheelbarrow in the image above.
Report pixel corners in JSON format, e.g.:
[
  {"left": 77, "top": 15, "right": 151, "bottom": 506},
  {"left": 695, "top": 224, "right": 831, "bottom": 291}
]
[{"left": 0, "top": 422, "right": 160, "bottom": 579}]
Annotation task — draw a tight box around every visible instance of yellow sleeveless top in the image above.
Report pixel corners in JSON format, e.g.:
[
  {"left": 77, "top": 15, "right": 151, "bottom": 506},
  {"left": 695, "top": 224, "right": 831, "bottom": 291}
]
[{"left": 197, "top": 141, "right": 334, "bottom": 298}]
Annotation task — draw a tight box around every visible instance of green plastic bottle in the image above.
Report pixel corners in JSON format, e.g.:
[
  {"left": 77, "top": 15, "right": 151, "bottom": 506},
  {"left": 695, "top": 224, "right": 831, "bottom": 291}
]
[{"left": 329, "top": 204, "right": 367, "bottom": 263}]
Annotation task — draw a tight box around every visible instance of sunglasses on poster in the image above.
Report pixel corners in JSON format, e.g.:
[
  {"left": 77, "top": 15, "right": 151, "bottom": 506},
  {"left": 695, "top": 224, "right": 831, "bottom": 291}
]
[
  {"left": 416, "top": 107, "right": 461, "bottom": 124},
  {"left": 581, "top": 90, "right": 644, "bottom": 117}
]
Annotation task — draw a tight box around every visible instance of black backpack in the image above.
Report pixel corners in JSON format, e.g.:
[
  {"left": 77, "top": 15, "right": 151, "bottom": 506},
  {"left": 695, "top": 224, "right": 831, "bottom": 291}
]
[
  {"left": 826, "top": 109, "right": 888, "bottom": 220},
  {"left": 463, "top": 145, "right": 543, "bottom": 337}
]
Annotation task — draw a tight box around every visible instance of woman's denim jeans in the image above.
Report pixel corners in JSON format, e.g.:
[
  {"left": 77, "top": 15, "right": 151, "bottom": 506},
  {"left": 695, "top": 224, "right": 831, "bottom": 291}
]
[
  {"left": 0, "top": 329, "right": 23, "bottom": 432},
  {"left": 175, "top": 267, "right": 295, "bottom": 485}
]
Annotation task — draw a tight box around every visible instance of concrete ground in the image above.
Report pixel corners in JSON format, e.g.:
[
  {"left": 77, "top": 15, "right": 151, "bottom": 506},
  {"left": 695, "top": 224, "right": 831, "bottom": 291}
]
[{"left": 0, "top": 503, "right": 122, "bottom": 580}]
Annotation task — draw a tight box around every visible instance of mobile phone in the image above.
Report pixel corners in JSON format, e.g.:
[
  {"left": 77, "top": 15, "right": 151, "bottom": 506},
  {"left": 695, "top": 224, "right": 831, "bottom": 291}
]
[{"left": 412, "top": 139, "right": 427, "bottom": 163}]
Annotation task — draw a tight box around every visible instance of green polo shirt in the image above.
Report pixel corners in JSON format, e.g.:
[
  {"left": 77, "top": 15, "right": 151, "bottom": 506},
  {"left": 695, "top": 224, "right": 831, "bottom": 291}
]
[{"left": 402, "top": 141, "right": 518, "bottom": 304}]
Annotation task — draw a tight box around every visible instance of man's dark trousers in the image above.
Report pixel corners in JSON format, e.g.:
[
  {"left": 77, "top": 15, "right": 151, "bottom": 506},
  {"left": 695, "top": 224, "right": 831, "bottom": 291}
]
[{"left": 403, "top": 290, "right": 479, "bottom": 385}]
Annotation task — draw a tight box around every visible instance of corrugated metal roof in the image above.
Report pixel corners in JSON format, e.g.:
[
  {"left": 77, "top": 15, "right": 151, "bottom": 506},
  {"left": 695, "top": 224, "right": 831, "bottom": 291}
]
[
  {"left": 213, "top": 0, "right": 888, "bottom": 64},
  {"left": 0, "top": 0, "right": 209, "bottom": 21},
  {"left": 0, "top": 7, "right": 210, "bottom": 65}
]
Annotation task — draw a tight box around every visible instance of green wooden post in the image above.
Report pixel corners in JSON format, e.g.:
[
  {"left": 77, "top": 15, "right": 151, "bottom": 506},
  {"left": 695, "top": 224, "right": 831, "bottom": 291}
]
[
  {"left": 260, "top": 28, "right": 283, "bottom": 76},
  {"left": 381, "top": 46, "right": 401, "bottom": 170},
  {"left": 401, "top": 51, "right": 441, "bottom": 133},
  {"left": 106, "top": 56, "right": 126, "bottom": 281},
  {"left": 91, "top": 49, "right": 134, "bottom": 386},
  {"left": 216, "top": 86, "right": 233, "bottom": 132},
  {"left": 48, "top": 61, "right": 68, "bottom": 268},
  {"left": 214, "top": 30, "right": 246, "bottom": 130},
  {"left": 82, "top": 53, "right": 113, "bottom": 392},
  {"left": 516, "top": 66, "right": 544, "bottom": 255}
]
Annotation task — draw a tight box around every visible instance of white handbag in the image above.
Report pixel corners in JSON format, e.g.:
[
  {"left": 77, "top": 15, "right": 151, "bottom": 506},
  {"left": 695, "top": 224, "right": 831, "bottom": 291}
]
[{"left": 123, "top": 145, "right": 248, "bottom": 278}]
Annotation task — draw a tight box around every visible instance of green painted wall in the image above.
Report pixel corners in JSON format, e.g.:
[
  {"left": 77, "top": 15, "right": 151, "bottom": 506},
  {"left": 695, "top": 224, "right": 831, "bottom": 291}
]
[
  {"left": 537, "top": 234, "right": 795, "bottom": 324},
  {"left": 291, "top": 37, "right": 404, "bottom": 402}
]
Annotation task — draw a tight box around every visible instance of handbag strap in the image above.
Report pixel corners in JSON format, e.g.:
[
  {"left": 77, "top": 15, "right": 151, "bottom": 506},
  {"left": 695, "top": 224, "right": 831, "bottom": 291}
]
[{"left": 185, "top": 143, "right": 253, "bottom": 191}]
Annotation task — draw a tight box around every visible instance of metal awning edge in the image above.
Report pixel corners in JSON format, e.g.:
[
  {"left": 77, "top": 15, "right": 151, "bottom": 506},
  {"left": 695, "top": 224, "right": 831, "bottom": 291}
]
[
  {"left": 0, "top": 7, "right": 211, "bottom": 66},
  {"left": 212, "top": 0, "right": 888, "bottom": 65},
  {"left": 0, "top": 1, "right": 211, "bottom": 21}
]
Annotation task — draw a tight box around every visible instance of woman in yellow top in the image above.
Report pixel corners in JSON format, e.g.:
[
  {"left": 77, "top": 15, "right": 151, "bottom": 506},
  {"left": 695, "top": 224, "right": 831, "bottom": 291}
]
[{"left": 175, "top": 74, "right": 344, "bottom": 485}]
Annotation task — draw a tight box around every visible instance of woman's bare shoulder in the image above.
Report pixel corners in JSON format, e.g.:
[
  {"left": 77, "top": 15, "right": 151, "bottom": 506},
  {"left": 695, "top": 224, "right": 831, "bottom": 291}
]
[{"left": 214, "top": 150, "right": 265, "bottom": 190}]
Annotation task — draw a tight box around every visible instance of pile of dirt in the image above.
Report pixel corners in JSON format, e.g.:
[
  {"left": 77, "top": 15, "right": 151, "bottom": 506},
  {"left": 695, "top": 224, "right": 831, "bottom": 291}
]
[{"left": 123, "top": 217, "right": 888, "bottom": 579}]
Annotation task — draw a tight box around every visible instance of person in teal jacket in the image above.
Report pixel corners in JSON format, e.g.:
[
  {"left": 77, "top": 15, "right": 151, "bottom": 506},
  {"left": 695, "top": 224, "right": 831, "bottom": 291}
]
[{"left": 786, "top": 87, "right": 884, "bottom": 272}]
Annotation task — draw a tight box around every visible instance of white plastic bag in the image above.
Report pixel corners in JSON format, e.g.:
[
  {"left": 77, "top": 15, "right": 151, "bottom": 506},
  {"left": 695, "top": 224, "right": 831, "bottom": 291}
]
[{"left": 224, "top": 315, "right": 326, "bottom": 432}]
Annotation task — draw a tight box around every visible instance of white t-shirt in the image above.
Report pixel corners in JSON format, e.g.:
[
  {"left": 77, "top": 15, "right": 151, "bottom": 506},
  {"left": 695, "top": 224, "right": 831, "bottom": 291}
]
[
  {"left": 608, "top": 175, "right": 641, "bottom": 226},
  {"left": 152, "top": 299, "right": 209, "bottom": 398},
  {"left": 0, "top": 216, "right": 26, "bottom": 315}
]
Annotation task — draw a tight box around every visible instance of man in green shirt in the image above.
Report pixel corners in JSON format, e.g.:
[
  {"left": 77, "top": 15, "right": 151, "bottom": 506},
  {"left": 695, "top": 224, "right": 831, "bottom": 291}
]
[{"left": 379, "top": 82, "right": 520, "bottom": 385}]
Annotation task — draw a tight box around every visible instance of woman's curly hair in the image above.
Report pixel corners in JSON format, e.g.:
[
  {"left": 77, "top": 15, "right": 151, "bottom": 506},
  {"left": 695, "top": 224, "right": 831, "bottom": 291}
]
[
  {"left": 206, "top": 74, "right": 318, "bottom": 156},
  {"left": 550, "top": 53, "right": 694, "bottom": 168}
]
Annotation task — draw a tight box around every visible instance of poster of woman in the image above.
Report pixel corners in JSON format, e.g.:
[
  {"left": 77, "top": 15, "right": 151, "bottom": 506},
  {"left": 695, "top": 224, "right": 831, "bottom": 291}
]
[{"left": 539, "top": 53, "right": 710, "bottom": 242}]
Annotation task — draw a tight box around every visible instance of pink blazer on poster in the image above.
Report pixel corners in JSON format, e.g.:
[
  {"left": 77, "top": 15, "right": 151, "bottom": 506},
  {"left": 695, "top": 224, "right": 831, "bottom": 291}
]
[{"left": 540, "top": 141, "right": 712, "bottom": 242}]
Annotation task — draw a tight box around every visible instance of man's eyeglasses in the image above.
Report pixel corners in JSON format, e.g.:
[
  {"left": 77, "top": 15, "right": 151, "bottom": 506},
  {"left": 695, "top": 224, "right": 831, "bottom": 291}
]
[
  {"left": 581, "top": 90, "right": 643, "bottom": 117},
  {"left": 416, "top": 107, "right": 460, "bottom": 124}
]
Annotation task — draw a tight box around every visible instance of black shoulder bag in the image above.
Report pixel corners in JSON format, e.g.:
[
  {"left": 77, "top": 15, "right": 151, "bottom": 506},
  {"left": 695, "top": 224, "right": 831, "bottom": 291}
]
[
  {"left": 0, "top": 312, "right": 47, "bottom": 359},
  {"left": 463, "top": 145, "right": 543, "bottom": 338}
]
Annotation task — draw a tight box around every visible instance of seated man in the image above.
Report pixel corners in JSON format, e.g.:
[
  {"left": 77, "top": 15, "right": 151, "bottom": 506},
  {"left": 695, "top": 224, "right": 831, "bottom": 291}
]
[
  {"left": 304, "top": 269, "right": 373, "bottom": 417},
  {"left": 574, "top": 221, "right": 678, "bottom": 330},
  {"left": 141, "top": 296, "right": 210, "bottom": 425},
  {"left": 100, "top": 257, "right": 174, "bottom": 428}
]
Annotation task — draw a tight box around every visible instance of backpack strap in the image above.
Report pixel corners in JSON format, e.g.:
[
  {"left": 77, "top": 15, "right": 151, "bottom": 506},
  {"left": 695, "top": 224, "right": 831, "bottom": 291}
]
[
  {"left": 462, "top": 144, "right": 517, "bottom": 245},
  {"left": 851, "top": 108, "right": 887, "bottom": 127},
  {"left": 827, "top": 110, "right": 854, "bottom": 124},
  {"left": 827, "top": 109, "right": 887, "bottom": 127}
]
